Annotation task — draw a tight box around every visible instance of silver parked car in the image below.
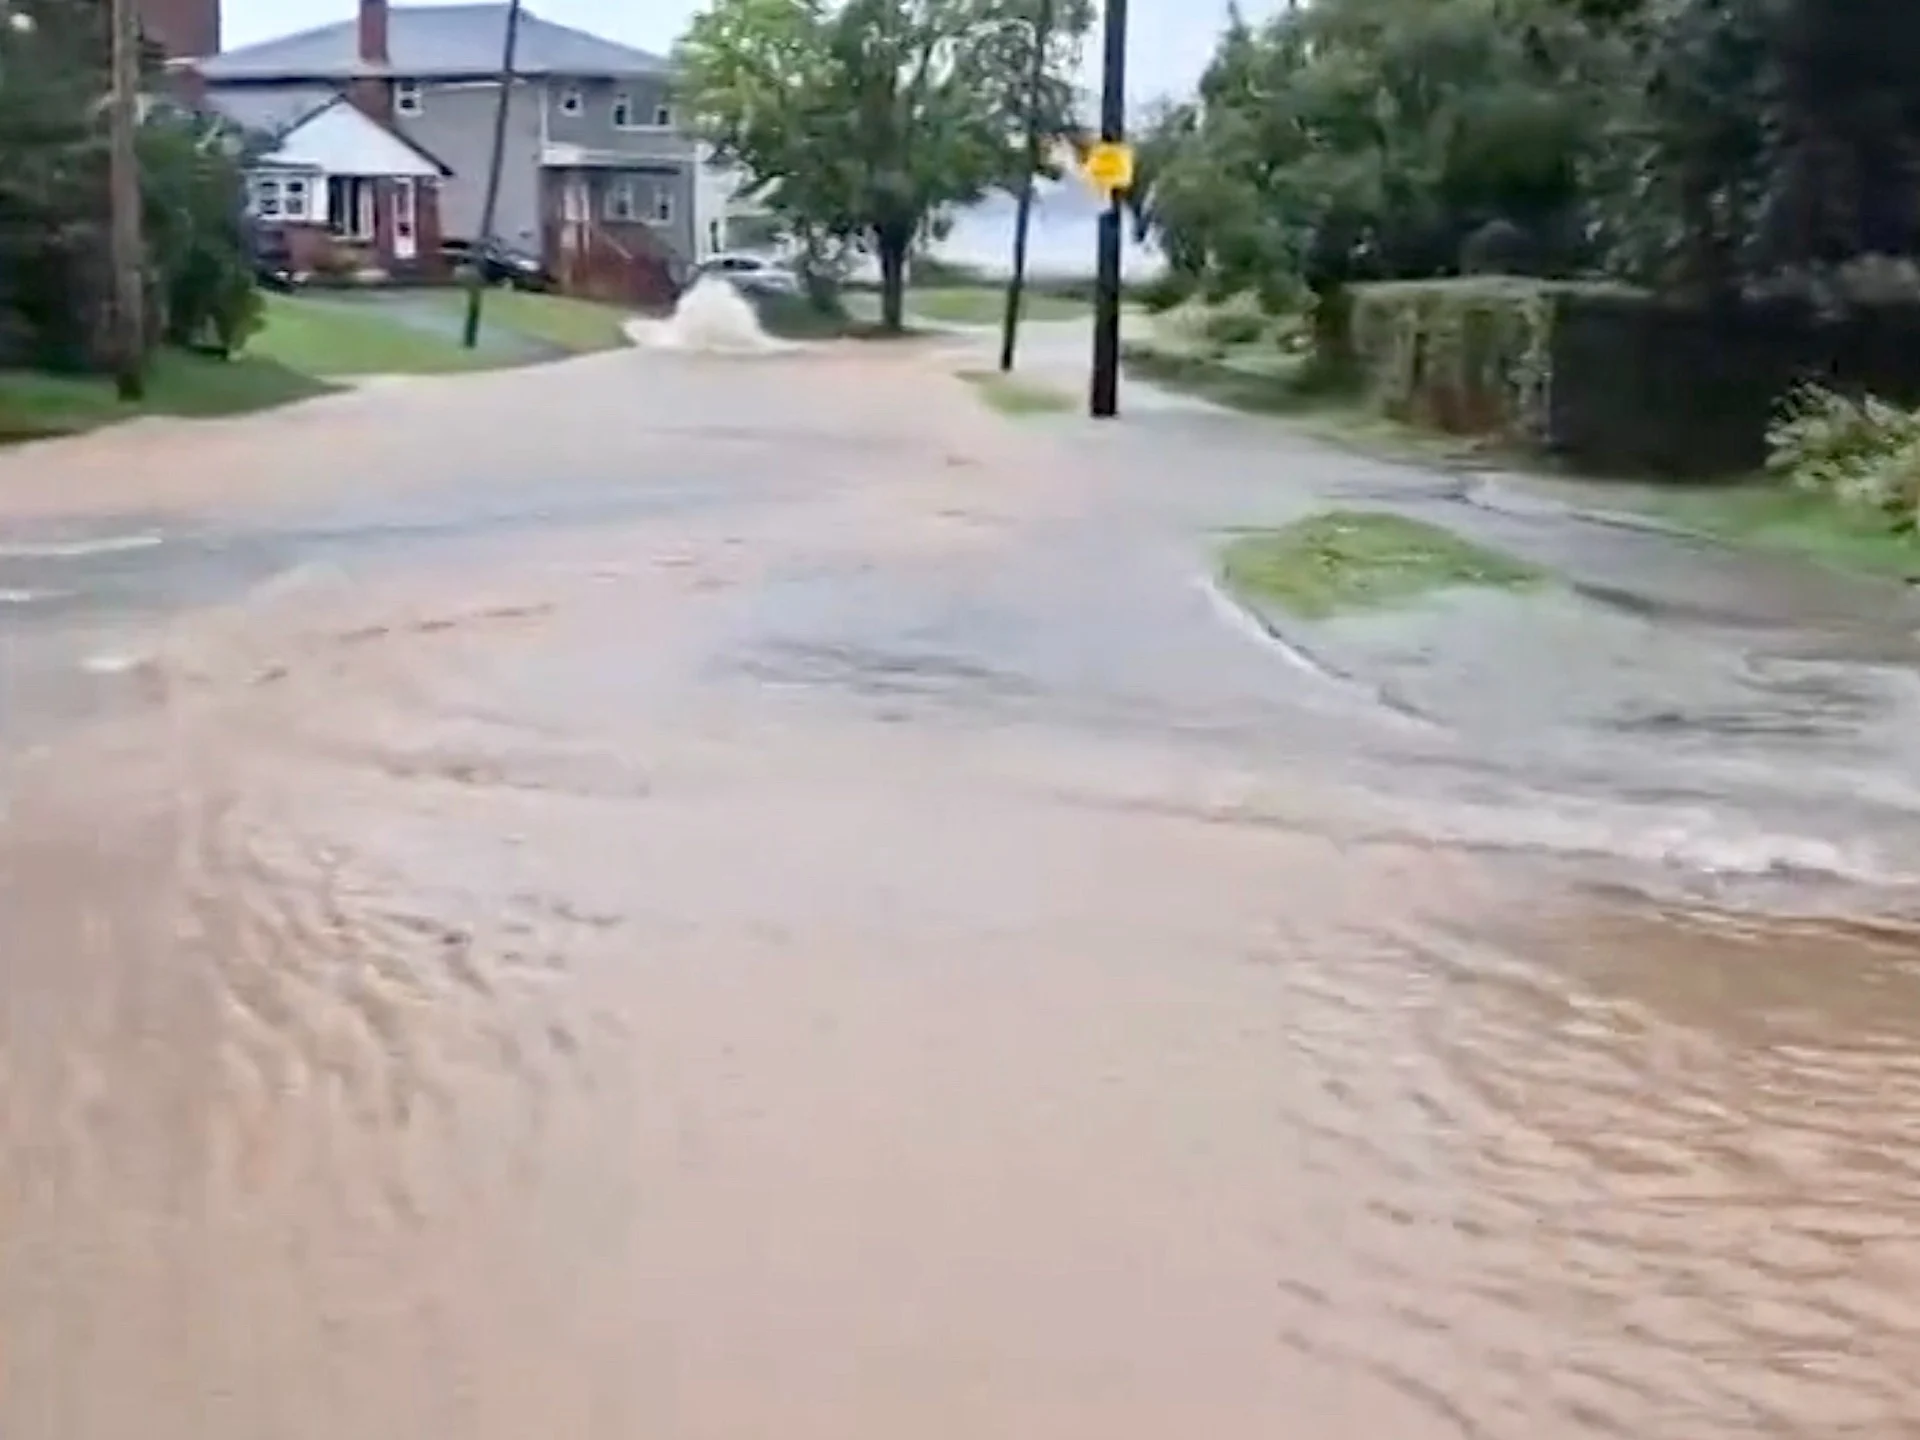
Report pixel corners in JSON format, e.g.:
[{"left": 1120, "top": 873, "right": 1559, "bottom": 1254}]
[{"left": 693, "top": 252, "right": 802, "bottom": 297}]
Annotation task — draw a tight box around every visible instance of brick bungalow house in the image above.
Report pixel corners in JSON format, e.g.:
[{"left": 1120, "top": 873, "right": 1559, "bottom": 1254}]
[{"left": 211, "top": 87, "right": 454, "bottom": 283}]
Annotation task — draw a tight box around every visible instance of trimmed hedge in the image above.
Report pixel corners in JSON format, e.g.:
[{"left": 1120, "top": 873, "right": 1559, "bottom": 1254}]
[
  {"left": 1348, "top": 278, "right": 1628, "bottom": 450},
  {"left": 1341, "top": 279, "right": 1920, "bottom": 477}
]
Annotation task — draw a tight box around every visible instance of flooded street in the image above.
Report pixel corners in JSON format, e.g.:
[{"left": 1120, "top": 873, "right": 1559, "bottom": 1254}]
[{"left": 3, "top": 339, "right": 1919, "bottom": 1437}]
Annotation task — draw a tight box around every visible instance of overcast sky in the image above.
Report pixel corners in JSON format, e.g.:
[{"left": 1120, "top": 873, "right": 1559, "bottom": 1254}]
[{"left": 222, "top": 0, "right": 1276, "bottom": 104}]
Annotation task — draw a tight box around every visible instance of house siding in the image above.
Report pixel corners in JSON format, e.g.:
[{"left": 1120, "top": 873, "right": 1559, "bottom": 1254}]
[
  {"left": 543, "top": 77, "right": 692, "bottom": 163},
  {"left": 588, "top": 166, "right": 696, "bottom": 263},
  {"left": 395, "top": 78, "right": 546, "bottom": 250},
  {"left": 204, "top": 62, "right": 707, "bottom": 281}
]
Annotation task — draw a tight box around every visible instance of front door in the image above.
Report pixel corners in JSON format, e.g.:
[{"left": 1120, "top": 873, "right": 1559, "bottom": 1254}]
[{"left": 392, "top": 178, "right": 417, "bottom": 262}]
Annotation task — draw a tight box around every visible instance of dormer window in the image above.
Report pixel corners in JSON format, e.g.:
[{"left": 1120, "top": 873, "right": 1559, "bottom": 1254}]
[
  {"left": 558, "top": 85, "right": 583, "bottom": 115},
  {"left": 394, "top": 80, "right": 422, "bottom": 116},
  {"left": 611, "top": 91, "right": 634, "bottom": 129},
  {"left": 652, "top": 101, "right": 673, "bottom": 128}
]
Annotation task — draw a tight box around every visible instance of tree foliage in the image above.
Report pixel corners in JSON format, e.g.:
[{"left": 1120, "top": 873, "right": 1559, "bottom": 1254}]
[
  {"left": 1135, "top": 0, "right": 1920, "bottom": 305},
  {"left": 0, "top": 0, "right": 258, "bottom": 371},
  {"left": 676, "top": 0, "right": 1091, "bottom": 328},
  {"left": 139, "top": 110, "right": 262, "bottom": 354}
]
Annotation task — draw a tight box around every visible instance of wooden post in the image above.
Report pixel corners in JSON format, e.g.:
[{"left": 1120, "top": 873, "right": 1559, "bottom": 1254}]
[
  {"left": 997, "top": 0, "right": 1053, "bottom": 374},
  {"left": 108, "top": 0, "right": 146, "bottom": 398},
  {"left": 463, "top": 0, "right": 524, "bottom": 349}
]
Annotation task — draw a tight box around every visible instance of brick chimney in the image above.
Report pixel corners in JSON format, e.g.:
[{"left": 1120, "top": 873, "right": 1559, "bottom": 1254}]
[
  {"left": 349, "top": 0, "right": 394, "bottom": 121},
  {"left": 135, "top": 0, "right": 221, "bottom": 58},
  {"left": 358, "top": 0, "right": 390, "bottom": 65}
]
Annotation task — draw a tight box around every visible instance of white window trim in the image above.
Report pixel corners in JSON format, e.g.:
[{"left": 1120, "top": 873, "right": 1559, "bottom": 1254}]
[
  {"left": 612, "top": 93, "right": 674, "bottom": 131},
  {"left": 558, "top": 84, "right": 584, "bottom": 115},
  {"left": 395, "top": 80, "right": 423, "bottom": 116},
  {"left": 603, "top": 178, "right": 639, "bottom": 222},
  {"left": 281, "top": 175, "right": 311, "bottom": 220},
  {"left": 649, "top": 188, "right": 673, "bottom": 225},
  {"left": 252, "top": 176, "right": 282, "bottom": 218}
]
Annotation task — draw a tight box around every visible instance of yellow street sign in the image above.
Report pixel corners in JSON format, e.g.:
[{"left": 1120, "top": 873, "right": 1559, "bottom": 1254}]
[{"left": 1082, "top": 141, "right": 1135, "bottom": 196}]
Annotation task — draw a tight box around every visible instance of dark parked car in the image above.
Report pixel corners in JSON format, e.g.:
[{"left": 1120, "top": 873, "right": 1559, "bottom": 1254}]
[
  {"left": 246, "top": 221, "right": 296, "bottom": 292},
  {"left": 441, "top": 238, "right": 553, "bottom": 291}
]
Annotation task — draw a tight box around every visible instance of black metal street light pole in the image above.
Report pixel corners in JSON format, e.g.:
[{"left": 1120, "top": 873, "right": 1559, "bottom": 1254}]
[
  {"left": 998, "top": 0, "right": 1053, "bottom": 374},
  {"left": 463, "top": 0, "right": 524, "bottom": 349},
  {"left": 1087, "top": 0, "right": 1126, "bottom": 417}
]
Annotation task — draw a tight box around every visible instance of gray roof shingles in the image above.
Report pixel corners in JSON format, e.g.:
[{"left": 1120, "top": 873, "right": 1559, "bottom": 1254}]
[
  {"left": 203, "top": 84, "right": 340, "bottom": 135},
  {"left": 199, "top": 4, "right": 669, "bottom": 80}
]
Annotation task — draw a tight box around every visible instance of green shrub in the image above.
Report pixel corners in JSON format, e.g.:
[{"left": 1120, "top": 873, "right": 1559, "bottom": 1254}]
[
  {"left": 1138, "top": 269, "right": 1197, "bottom": 313},
  {"left": 1766, "top": 385, "right": 1920, "bottom": 526},
  {"left": 1201, "top": 294, "right": 1269, "bottom": 346},
  {"left": 1348, "top": 278, "right": 1559, "bottom": 441}
]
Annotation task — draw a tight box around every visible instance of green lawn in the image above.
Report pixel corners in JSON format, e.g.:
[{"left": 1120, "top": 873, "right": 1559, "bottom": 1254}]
[
  {"left": 1220, "top": 511, "right": 1544, "bottom": 619},
  {"left": 910, "top": 286, "right": 1088, "bottom": 325},
  {"left": 246, "top": 293, "right": 495, "bottom": 376},
  {"left": 428, "top": 287, "right": 634, "bottom": 353},
  {"left": 1627, "top": 481, "right": 1920, "bottom": 581},
  {"left": 0, "top": 348, "right": 336, "bottom": 442},
  {"left": 844, "top": 284, "right": 1090, "bottom": 328},
  {"left": 0, "top": 289, "right": 641, "bottom": 442},
  {"left": 957, "top": 367, "right": 1072, "bottom": 414}
]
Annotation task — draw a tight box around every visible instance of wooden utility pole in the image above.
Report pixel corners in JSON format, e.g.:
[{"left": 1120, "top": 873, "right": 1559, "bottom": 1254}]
[
  {"left": 463, "top": 0, "right": 524, "bottom": 349},
  {"left": 997, "top": 0, "right": 1054, "bottom": 374},
  {"left": 108, "top": 0, "right": 145, "bottom": 399}
]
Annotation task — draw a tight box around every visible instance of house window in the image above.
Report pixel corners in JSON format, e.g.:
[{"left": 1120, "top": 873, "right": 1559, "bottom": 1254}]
[
  {"left": 603, "top": 177, "right": 639, "bottom": 222},
  {"left": 395, "top": 81, "right": 423, "bottom": 116},
  {"left": 651, "top": 102, "right": 673, "bottom": 128},
  {"left": 282, "top": 176, "right": 310, "bottom": 220},
  {"left": 327, "top": 176, "right": 377, "bottom": 241},
  {"left": 252, "top": 176, "right": 282, "bottom": 217},
  {"left": 649, "top": 188, "right": 674, "bottom": 224},
  {"left": 558, "top": 85, "right": 583, "bottom": 115},
  {"left": 611, "top": 92, "right": 634, "bottom": 129}
]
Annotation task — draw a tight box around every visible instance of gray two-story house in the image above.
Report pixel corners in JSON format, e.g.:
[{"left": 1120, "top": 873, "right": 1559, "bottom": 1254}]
[{"left": 197, "top": 0, "right": 699, "bottom": 304}]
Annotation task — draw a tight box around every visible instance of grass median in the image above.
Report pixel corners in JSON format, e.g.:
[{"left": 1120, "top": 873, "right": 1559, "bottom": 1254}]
[
  {"left": 1220, "top": 511, "right": 1543, "bottom": 619},
  {"left": 958, "top": 367, "right": 1072, "bottom": 414}
]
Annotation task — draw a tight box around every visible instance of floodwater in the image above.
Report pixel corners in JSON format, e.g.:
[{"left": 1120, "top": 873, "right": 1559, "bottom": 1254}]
[{"left": 3, "top": 338, "right": 1919, "bottom": 1438}]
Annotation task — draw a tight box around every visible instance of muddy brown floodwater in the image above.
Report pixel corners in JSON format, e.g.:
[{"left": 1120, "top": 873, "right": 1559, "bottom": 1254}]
[{"left": 3, "top": 342, "right": 1919, "bottom": 1438}]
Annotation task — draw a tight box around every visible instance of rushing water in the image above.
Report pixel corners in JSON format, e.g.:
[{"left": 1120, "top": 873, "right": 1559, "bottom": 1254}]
[{"left": 3, "top": 340, "right": 1918, "bottom": 1437}]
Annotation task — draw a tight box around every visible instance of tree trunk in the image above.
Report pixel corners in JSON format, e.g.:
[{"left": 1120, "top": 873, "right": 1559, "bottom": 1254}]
[{"left": 878, "top": 236, "right": 908, "bottom": 332}]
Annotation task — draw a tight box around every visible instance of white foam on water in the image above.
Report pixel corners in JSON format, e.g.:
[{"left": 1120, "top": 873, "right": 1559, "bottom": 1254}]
[
  {"left": 0, "top": 588, "right": 63, "bottom": 605},
  {"left": 642, "top": 277, "right": 790, "bottom": 355},
  {"left": 79, "top": 651, "right": 148, "bottom": 676},
  {"left": 0, "top": 534, "right": 163, "bottom": 559},
  {"left": 1372, "top": 790, "right": 1912, "bottom": 890}
]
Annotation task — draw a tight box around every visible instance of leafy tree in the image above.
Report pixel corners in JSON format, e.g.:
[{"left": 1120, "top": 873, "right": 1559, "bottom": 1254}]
[
  {"left": 0, "top": 0, "right": 260, "bottom": 371},
  {"left": 139, "top": 109, "right": 261, "bottom": 354},
  {"left": 676, "top": 0, "right": 1091, "bottom": 330},
  {"left": 0, "top": 0, "right": 113, "bottom": 368},
  {"left": 1131, "top": 0, "right": 1626, "bottom": 303}
]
